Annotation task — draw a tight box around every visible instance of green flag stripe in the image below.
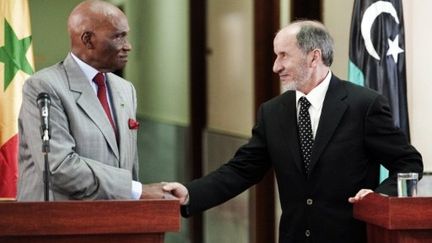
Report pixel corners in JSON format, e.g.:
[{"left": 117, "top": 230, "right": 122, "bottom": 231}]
[
  {"left": 0, "top": 20, "right": 34, "bottom": 91},
  {"left": 348, "top": 60, "right": 365, "bottom": 86}
]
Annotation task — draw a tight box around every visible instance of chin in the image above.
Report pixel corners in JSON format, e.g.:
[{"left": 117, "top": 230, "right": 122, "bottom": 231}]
[
  {"left": 115, "top": 63, "right": 127, "bottom": 70},
  {"left": 281, "top": 81, "right": 296, "bottom": 91}
]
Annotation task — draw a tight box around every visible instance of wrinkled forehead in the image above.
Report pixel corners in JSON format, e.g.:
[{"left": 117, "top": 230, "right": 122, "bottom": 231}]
[
  {"left": 104, "top": 11, "right": 129, "bottom": 30},
  {"left": 89, "top": 12, "right": 129, "bottom": 35},
  {"left": 277, "top": 23, "right": 300, "bottom": 39},
  {"left": 274, "top": 25, "right": 299, "bottom": 48}
]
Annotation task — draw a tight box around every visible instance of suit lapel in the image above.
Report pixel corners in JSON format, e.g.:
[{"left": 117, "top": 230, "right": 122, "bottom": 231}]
[
  {"left": 309, "top": 76, "right": 348, "bottom": 173},
  {"left": 278, "top": 91, "right": 304, "bottom": 175},
  {"left": 64, "top": 54, "right": 120, "bottom": 160},
  {"left": 106, "top": 73, "right": 127, "bottom": 167}
]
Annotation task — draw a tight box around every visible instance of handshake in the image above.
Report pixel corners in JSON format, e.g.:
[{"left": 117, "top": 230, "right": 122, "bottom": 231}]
[{"left": 140, "top": 182, "right": 189, "bottom": 205}]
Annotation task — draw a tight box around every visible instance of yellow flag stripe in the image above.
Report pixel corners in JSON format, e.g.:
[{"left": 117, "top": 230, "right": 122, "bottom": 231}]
[{"left": 0, "top": 0, "right": 34, "bottom": 145}]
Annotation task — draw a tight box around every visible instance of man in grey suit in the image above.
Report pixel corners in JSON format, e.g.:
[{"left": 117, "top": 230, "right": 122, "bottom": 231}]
[{"left": 18, "top": 0, "right": 162, "bottom": 201}]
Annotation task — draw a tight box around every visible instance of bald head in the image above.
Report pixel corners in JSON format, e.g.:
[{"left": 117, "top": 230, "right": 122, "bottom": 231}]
[
  {"left": 68, "top": 0, "right": 125, "bottom": 38},
  {"left": 67, "top": 0, "right": 131, "bottom": 72}
]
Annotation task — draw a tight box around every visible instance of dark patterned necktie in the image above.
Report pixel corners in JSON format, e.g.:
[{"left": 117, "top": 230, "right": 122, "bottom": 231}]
[{"left": 298, "top": 97, "right": 314, "bottom": 174}]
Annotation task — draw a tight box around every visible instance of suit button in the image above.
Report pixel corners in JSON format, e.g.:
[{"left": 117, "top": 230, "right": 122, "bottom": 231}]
[
  {"left": 305, "top": 229, "right": 311, "bottom": 237},
  {"left": 306, "top": 198, "right": 313, "bottom": 205}
]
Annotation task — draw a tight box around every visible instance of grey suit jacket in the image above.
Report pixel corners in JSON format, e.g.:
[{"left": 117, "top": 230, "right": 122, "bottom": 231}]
[{"left": 18, "top": 54, "right": 139, "bottom": 201}]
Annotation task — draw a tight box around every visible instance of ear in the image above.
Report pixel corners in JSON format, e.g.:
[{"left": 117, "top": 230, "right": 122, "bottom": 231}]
[
  {"left": 81, "top": 31, "right": 94, "bottom": 49},
  {"left": 309, "top": 49, "right": 322, "bottom": 67}
]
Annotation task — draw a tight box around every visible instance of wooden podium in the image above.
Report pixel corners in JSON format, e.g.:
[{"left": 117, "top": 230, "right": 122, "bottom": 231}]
[
  {"left": 0, "top": 199, "right": 180, "bottom": 243},
  {"left": 353, "top": 193, "right": 432, "bottom": 243}
]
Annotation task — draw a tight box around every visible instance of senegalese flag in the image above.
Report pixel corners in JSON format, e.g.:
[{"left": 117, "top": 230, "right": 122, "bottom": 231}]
[
  {"left": 348, "top": 0, "right": 408, "bottom": 182},
  {"left": 0, "top": 0, "right": 34, "bottom": 198}
]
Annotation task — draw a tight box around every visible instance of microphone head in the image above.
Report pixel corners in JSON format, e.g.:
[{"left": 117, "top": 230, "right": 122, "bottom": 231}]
[
  {"left": 37, "top": 92, "right": 51, "bottom": 102},
  {"left": 37, "top": 92, "right": 51, "bottom": 108}
]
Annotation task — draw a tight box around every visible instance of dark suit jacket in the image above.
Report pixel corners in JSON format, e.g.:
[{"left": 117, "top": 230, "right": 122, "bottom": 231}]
[{"left": 182, "top": 76, "right": 423, "bottom": 243}]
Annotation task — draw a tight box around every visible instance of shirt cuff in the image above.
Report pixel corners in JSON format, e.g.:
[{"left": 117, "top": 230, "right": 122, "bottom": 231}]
[
  {"left": 184, "top": 192, "right": 190, "bottom": 205},
  {"left": 131, "top": 180, "right": 142, "bottom": 199}
]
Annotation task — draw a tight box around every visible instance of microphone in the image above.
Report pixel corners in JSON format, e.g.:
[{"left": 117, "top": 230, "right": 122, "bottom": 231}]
[
  {"left": 37, "top": 92, "right": 51, "bottom": 153},
  {"left": 37, "top": 92, "right": 51, "bottom": 201}
]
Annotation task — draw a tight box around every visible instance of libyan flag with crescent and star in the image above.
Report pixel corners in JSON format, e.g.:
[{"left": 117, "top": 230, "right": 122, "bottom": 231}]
[
  {"left": 348, "top": 0, "right": 409, "bottom": 181},
  {"left": 0, "top": 0, "right": 34, "bottom": 199}
]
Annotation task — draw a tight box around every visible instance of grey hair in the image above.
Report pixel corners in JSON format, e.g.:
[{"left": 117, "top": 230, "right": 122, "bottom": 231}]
[{"left": 295, "top": 20, "right": 334, "bottom": 66}]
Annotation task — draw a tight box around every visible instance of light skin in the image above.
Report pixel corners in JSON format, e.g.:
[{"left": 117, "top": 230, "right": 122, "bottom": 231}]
[
  {"left": 163, "top": 21, "right": 373, "bottom": 204},
  {"left": 272, "top": 22, "right": 328, "bottom": 94},
  {"left": 163, "top": 182, "right": 189, "bottom": 204},
  {"left": 68, "top": 0, "right": 163, "bottom": 200}
]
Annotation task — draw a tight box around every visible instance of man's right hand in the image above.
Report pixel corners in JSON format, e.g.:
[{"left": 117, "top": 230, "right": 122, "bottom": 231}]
[
  {"left": 140, "top": 183, "right": 167, "bottom": 200},
  {"left": 162, "top": 182, "right": 189, "bottom": 205}
]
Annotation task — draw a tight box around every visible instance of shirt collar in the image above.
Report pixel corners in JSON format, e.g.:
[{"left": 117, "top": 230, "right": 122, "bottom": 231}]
[
  {"left": 70, "top": 52, "right": 101, "bottom": 83},
  {"left": 296, "top": 71, "right": 332, "bottom": 110}
]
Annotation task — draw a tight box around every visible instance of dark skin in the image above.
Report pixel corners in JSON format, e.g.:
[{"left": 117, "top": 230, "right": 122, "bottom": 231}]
[
  {"left": 67, "top": 0, "right": 166, "bottom": 200},
  {"left": 67, "top": 0, "right": 131, "bottom": 72}
]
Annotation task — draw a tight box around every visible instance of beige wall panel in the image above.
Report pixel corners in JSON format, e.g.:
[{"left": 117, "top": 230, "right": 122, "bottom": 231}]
[
  {"left": 207, "top": 0, "right": 254, "bottom": 137},
  {"left": 323, "top": 0, "right": 354, "bottom": 80},
  {"left": 403, "top": 0, "right": 432, "bottom": 171}
]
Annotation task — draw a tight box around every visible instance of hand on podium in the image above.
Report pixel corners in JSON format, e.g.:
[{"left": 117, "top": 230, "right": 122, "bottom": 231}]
[{"left": 348, "top": 189, "right": 373, "bottom": 203}]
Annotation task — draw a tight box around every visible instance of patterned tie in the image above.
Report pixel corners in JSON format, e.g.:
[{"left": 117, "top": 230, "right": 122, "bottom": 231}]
[
  {"left": 93, "top": 73, "right": 117, "bottom": 136},
  {"left": 298, "top": 97, "right": 314, "bottom": 174}
]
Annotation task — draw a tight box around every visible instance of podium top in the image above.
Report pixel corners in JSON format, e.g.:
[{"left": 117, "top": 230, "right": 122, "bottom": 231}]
[
  {"left": 0, "top": 199, "right": 180, "bottom": 237},
  {"left": 353, "top": 193, "right": 432, "bottom": 230}
]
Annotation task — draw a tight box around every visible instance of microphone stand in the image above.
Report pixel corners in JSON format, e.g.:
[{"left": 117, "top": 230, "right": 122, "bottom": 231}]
[{"left": 42, "top": 130, "right": 50, "bottom": 201}]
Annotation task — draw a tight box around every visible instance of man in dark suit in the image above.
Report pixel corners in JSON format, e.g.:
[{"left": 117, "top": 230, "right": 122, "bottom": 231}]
[{"left": 163, "top": 20, "right": 423, "bottom": 242}]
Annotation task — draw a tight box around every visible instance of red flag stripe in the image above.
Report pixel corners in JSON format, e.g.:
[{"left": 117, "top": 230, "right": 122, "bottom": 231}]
[{"left": 0, "top": 134, "right": 18, "bottom": 198}]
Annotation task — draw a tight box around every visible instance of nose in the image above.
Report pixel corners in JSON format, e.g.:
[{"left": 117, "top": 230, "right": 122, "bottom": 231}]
[
  {"left": 273, "top": 58, "right": 282, "bottom": 73},
  {"left": 123, "top": 39, "right": 132, "bottom": 52}
]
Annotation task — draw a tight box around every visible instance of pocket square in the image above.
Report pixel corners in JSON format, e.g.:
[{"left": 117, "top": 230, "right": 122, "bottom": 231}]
[{"left": 128, "top": 118, "right": 140, "bottom": 130}]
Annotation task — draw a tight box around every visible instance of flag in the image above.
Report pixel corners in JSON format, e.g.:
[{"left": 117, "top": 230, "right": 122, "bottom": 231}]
[
  {"left": 0, "top": 0, "right": 34, "bottom": 198},
  {"left": 348, "top": 0, "right": 408, "bottom": 181}
]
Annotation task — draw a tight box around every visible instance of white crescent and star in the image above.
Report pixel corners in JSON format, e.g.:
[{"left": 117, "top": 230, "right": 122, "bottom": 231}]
[{"left": 360, "top": 1, "right": 404, "bottom": 63}]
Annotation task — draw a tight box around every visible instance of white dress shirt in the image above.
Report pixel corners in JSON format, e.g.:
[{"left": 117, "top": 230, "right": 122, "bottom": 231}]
[{"left": 296, "top": 71, "right": 332, "bottom": 139}]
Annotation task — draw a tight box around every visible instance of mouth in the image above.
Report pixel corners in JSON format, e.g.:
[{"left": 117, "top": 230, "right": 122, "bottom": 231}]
[
  {"left": 119, "top": 55, "right": 128, "bottom": 62},
  {"left": 279, "top": 74, "right": 290, "bottom": 81}
]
